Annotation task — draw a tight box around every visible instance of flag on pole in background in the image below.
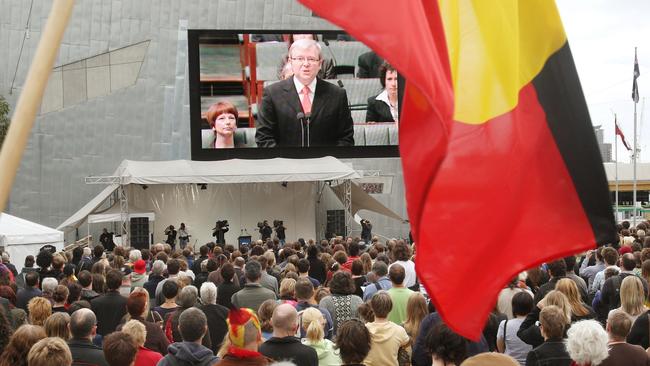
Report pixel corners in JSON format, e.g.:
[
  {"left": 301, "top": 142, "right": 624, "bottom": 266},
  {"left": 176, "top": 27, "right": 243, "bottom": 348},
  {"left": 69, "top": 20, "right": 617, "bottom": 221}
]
[
  {"left": 298, "top": 0, "right": 616, "bottom": 339},
  {"left": 633, "top": 48, "right": 640, "bottom": 103},
  {"left": 615, "top": 117, "right": 632, "bottom": 151}
]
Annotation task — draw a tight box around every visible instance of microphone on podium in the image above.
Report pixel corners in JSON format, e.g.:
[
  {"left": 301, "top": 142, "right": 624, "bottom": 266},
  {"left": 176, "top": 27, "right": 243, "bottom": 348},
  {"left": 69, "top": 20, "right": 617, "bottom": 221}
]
[
  {"left": 296, "top": 112, "right": 306, "bottom": 147},
  {"left": 305, "top": 112, "right": 311, "bottom": 147}
]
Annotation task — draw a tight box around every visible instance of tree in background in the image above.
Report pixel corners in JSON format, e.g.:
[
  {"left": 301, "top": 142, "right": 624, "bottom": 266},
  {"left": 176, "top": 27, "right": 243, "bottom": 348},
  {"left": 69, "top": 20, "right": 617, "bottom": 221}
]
[{"left": 0, "top": 95, "right": 9, "bottom": 148}]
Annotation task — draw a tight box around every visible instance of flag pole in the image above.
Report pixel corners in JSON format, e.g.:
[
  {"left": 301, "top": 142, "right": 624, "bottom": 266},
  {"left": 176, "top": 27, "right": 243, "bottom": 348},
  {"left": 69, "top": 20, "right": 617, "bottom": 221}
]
[
  {"left": 0, "top": 0, "right": 75, "bottom": 214},
  {"left": 633, "top": 46, "right": 639, "bottom": 228},
  {"left": 615, "top": 114, "right": 619, "bottom": 222}
]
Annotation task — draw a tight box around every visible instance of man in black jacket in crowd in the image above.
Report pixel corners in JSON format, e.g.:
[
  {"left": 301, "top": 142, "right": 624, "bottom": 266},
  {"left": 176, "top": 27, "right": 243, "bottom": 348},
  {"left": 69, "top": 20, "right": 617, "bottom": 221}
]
[
  {"left": 192, "top": 245, "right": 210, "bottom": 274},
  {"left": 91, "top": 269, "right": 127, "bottom": 336},
  {"left": 259, "top": 303, "right": 318, "bottom": 366},
  {"left": 16, "top": 271, "right": 41, "bottom": 311},
  {"left": 525, "top": 305, "right": 572, "bottom": 366},
  {"left": 68, "top": 308, "right": 108, "bottom": 366}
]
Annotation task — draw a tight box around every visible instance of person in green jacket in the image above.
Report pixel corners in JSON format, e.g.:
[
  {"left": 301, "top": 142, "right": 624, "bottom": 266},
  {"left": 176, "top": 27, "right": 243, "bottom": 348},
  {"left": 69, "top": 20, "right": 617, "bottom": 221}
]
[{"left": 300, "top": 307, "right": 342, "bottom": 366}]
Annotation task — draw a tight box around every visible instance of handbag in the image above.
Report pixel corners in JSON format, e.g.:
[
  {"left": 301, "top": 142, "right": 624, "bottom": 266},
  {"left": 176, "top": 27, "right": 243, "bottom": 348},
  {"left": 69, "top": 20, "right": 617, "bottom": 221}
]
[
  {"left": 150, "top": 310, "right": 164, "bottom": 328},
  {"left": 398, "top": 346, "right": 410, "bottom": 366}
]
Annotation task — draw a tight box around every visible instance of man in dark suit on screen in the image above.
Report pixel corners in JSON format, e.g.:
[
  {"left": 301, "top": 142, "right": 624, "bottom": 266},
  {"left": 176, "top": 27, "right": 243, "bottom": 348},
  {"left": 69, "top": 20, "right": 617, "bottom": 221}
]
[{"left": 255, "top": 39, "right": 354, "bottom": 147}]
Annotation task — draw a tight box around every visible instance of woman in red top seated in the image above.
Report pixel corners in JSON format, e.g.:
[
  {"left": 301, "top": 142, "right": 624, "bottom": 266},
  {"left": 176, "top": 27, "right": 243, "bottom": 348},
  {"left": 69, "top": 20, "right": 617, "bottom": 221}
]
[{"left": 122, "top": 319, "right": 163, "bottom": 366}]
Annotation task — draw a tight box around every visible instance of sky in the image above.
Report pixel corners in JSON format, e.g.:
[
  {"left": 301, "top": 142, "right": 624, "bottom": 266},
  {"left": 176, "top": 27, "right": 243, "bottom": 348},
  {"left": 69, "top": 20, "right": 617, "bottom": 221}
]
[{"left": 556, "top": 0, "right": 650, "bottom": 162}]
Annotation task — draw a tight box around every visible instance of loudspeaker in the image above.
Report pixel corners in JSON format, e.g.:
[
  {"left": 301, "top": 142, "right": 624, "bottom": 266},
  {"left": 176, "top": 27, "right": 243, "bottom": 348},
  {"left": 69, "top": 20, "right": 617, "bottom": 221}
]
[
  {"left": 130, "top": 217, "right": 149, "bottom": 250},
  {"left": 326, "top": 209, "right": 346, "bottom": 239}
]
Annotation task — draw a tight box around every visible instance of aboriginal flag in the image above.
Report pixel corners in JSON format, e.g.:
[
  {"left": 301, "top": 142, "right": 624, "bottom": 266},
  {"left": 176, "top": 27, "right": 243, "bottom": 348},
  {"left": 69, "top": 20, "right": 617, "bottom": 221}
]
[
  {"left": 615, "top": 117, "right": 632, "bottom": 151},
  {"left": 633, "top": 49, "right": 640, "bottom": 103},
  {"left": 298, "top": 0, "right": 616, "bottom": 339}
]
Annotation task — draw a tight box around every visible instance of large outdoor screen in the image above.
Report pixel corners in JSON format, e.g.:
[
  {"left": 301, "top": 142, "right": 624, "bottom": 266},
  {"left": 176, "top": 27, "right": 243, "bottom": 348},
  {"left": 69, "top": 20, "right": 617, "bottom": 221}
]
[{"left": 188, "top": 30, "right": 402, "bottom": 160}]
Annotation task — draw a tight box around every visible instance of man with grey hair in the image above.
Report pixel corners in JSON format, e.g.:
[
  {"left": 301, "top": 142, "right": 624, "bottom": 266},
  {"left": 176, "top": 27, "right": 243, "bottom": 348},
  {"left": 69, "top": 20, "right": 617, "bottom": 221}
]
[
  {"left": 77, "top": 247, "right": 94, "bottom": 272},
  {"left": 128, "top": 249, "right": 142, "bottom": 263},
  {"left": 199, "top": 282, "right": 229, "bottom": 354},
  {"left": 255, "top": 38, "right": 354, "bottom": 147},
  {"left": 68, "top": 308, "right": 108, "bottom": 366},
  {"left": 259, "top": 304, "right": 318, "bottom": 366},
  {"left": 144, "top": 259, "right": 166, "bottom": 300},
  {"left": 231, "top": 260, "right": 277, "bottom": 311},
  {"left": 41, "top": 276, "right": 58, "bottom": 303},
  {"left": 158, "top": 307, "right": 219, "bottom": 366},
  {"left": 362, "top": 260, "right": 392, "bottom": 301}
]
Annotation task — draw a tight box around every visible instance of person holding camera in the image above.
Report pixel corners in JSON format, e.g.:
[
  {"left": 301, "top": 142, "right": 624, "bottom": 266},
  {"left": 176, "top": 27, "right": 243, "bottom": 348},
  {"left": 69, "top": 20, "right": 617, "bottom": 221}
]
[
  {"left": 164, "top": 225, "right": 177, "bottom": 250},
  {"left": 260, "top": 220, "right": 272, "bottom": 242},
  {"left": 212, "top": 221, "right": 229, "bottom": 246},
  {"left": 360, "top": 219, "right": 372, "bottom": 243},
  {"left": 273, "top": 220, "right": 286, "bottom": 246},
  {"left": 99, "top": 228, "right": 115, "bottom": 252}
]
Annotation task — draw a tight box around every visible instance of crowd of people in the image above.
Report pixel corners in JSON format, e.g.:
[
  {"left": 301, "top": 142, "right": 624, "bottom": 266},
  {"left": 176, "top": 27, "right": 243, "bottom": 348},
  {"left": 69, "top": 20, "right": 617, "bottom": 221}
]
[{"left": 1, "top": 221, "right": 650, "bottom": 365}]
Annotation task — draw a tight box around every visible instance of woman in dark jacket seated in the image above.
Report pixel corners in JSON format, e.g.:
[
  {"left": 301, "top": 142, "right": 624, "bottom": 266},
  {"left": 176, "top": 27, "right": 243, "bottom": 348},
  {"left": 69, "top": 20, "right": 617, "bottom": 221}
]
[{"left": 366, "top": 62, "right": 398, "bottom": 123}]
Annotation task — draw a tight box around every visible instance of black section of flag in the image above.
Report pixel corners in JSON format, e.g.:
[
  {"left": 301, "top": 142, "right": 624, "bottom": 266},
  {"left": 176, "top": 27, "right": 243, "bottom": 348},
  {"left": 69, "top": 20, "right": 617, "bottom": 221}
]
[
  {"left": 633, "top": 51, "right": 640, "bottom": 103},
  {"left": 532, "top": 42, "right": 616, "bottom": 246}
]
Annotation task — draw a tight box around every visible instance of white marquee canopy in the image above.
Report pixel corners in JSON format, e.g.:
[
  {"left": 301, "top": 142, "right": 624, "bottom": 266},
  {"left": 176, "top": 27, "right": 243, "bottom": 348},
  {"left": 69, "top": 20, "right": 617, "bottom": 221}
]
[
  {"left": 58, "top": 157, "right": 403, "bottom": 244},
  {"left": 0, "top": 213, "right": 64, "bottom": 271}
]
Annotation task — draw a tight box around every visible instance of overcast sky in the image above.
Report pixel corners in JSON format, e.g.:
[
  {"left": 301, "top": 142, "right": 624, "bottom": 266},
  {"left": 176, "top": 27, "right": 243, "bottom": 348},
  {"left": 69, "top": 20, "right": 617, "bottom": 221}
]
[{"left": 556, "top": 0, "right": 650, "bottom": 162}]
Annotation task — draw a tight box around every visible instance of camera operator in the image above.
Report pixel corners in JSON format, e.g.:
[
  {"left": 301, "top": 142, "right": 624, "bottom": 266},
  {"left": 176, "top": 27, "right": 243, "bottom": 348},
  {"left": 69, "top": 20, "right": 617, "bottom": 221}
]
[
  {"left": 360, "top": 219, "right": 372, "bottom": 243},
  {"left": 99, "top": 228, "right": 115, "bottom": 252},
  {"left": 212, "top": 220, "right": 229, "bottom": 246},
  {"left": 260, "top": 220, "right": 273, "bottom": 242},
  {"left": 273, "top": 220, "right": 287, "bottom": 246},
  {"left": 164, "top": 225, "right": 177, "bottom": 250}
]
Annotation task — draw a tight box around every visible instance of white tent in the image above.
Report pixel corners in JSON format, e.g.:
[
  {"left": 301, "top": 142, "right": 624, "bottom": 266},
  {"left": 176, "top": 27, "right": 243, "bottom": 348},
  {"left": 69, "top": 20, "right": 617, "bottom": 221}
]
[
  {"left": 88, "top": 203, "right": 155, "bottom": 224},
  {"left": 0, "top": 213, "right": 64, "bottom": 272},
  {"left": 58, "top": 157, "right": 403, "bottom": 245}
]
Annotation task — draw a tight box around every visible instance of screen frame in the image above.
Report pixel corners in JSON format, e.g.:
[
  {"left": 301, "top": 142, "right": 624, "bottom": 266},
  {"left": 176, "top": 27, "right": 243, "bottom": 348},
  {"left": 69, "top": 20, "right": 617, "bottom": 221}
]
[{"left": 188, "top": 29, "right": 401, "bottom": 161}]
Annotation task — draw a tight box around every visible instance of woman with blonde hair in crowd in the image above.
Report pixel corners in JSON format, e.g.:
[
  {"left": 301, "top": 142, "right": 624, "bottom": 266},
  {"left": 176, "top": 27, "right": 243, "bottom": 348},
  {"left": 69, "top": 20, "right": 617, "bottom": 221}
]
[
  {"left": 517, "top": 290, "right": 572, "bottom": 348},
  {"left": 279, "top": 278, "right": 297, "bottom": 306},
  {"left": 44, "top": 312, "right": 71, "bottom": 340},
  {"left": 27, "top": 297, "right": 51, "bottom": 326},
  {"left": 300, "top": 307, "right": 341, "bottom": 366},
  {"left": 122, "top": 319, "right": 163, "bottom": 366},
  {"left": 27, "top": 337, "right": 72, "bottom": 366},
  {"left": 402, "top": 292, "right": 428, "bottom": 348},
  {"left": 555, "top": 278, "right": 596, "bottom": 321},
  {"left": 608, "top": 275, "right": 646, "bottom": 324},
  {"left": 0, "top": 324, "right": 46, "bottom": 366}
]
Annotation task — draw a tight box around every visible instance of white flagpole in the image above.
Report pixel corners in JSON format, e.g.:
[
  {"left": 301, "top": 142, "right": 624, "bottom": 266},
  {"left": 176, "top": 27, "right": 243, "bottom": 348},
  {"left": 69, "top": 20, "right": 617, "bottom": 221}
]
[
  {"left": 633, "top": 47, "right": 639, "bottom": 228},
  {"left": 615, "top": 115, "right": 619, "bottom": 222}
]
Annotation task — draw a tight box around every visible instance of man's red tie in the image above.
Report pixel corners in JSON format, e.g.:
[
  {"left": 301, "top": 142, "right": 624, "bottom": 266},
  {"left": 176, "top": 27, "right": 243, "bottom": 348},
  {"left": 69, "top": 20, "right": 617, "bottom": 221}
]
[{"left": 301, "top": 86, "right": 312, "bottom": 114}]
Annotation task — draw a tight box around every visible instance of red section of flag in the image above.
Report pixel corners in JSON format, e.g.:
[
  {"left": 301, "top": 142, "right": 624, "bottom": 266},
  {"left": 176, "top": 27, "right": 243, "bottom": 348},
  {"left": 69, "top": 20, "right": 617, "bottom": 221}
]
[
  {"left": 416, "top": 83, "right": 596, "bottom": 337},
  {"left": 615, "top": 120, "right": 632, "bottom": 151},
  {"left": 298, "top": 0, "right": 598, "bottom": 339},
  {"left": 299, "top": 0, "right": 453, "bottom": 270},
  {"left": 298, "top": 0, "right": 454, "bottom": 244}
]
